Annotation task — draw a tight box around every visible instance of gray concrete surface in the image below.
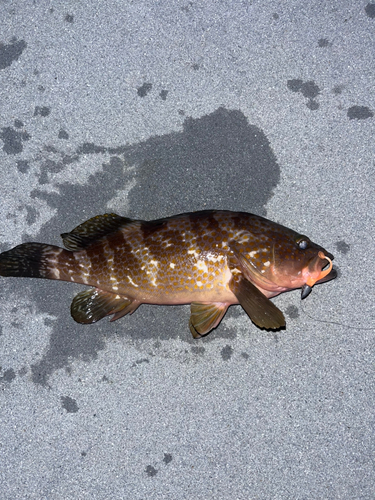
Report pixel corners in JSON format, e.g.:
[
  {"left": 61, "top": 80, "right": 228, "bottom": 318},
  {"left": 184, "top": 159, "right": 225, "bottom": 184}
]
[{"left": 0, "top": 1, "right": 374, "bottom": 498}]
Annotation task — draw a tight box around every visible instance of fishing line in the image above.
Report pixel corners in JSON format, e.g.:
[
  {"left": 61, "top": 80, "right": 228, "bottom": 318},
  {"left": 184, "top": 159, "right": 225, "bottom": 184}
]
[{"left": 300, "top": 302, "right": 375, "bottom": 331}]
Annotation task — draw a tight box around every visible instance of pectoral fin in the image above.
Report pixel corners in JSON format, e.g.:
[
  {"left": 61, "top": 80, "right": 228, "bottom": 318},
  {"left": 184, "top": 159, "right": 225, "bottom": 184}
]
[
  {"left": 189, "top": 302, "right": 229, "bottom": 338},
  {"left": 229, "top": 276, "right": 285, "bottom": 330},
  {"left": 71, "top": 288, "right": 139, "bottom": 324}
]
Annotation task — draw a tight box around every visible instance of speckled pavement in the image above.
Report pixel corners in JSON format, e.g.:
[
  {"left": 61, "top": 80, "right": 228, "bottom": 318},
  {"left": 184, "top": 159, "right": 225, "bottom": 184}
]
[{"left": 0, "top": 2, "right": 374, "bottom": 499}]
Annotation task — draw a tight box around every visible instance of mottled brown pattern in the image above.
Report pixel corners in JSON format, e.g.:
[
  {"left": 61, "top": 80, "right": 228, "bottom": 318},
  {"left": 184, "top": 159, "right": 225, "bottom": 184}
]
[
  {"left": 0, "top": 210, "right": 336, "bottom": 333},
  {"left": 58, "top": 211, "right": 329, "bottom": 301},
  {"left": 56, "top": 247, "right": 80, "bottom": 281}
]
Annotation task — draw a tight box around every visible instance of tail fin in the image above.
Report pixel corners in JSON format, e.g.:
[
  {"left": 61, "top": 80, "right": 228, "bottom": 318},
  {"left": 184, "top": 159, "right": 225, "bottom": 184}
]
[{"left": 0, "top": 243, "right": 64, "bottom": 279}]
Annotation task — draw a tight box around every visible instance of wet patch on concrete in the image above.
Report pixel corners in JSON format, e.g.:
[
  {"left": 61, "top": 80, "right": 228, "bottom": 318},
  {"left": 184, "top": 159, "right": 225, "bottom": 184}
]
[
  {"left": 287, "top": 79, "right": 321, "bottom": 110},
  {"left": 285, "top": 305, "right": 299, "bottom": 319},
  {"left": 0, "top": 38, "right": 27, "bottom": 70},
  {"left": 0, "top": 368, "right": 16, "bottom": 383},
  {"left": 221, "top": 345, "right": 234, "bottom": 361},
  {"left": 347, "top": 106, "right": 373, "bottom": 120},
  {"left": 137, "top": 83, "right": 153, "bottom": 97},
  {"left": 335, "top": 240, "right": 350, "bottom": 254},
  {"left": 61, "top": 395, "right": 79, "bottom": 413},
  {"left": 6, "top": 107, "right": 280, "bottom": 384},
  {"left": 0, "top": 126, "right": 31, "bottom": 154},
  {"left": 145, "top": 465, "right": 158, "bottom": 477}
]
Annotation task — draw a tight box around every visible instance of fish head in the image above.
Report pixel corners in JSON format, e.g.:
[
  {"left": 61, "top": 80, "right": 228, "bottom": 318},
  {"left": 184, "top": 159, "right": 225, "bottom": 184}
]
[{"left": 269, "top": 230, "right": 337, "bottom": 296}]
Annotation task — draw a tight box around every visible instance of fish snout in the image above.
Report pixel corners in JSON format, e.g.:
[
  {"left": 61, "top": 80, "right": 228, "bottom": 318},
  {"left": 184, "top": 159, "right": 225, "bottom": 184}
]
[{"left": 301, "top": 251, "right": 335, "bottom": 299}]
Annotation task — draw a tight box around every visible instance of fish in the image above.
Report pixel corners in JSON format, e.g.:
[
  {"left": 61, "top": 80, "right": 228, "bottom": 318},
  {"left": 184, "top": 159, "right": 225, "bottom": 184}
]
[{"left": 0, "top": 210, "right": 336, "bottom": 338}]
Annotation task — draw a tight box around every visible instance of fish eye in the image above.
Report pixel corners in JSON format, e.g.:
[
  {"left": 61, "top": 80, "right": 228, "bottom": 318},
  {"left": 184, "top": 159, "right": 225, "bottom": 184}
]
[{"left": 297, "top": 237, "right": 309, "bottom": 250}]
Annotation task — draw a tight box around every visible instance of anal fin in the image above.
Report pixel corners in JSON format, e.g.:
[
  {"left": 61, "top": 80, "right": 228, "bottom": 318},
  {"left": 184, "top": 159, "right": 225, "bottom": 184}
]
[
  {"left": 189, "top": 302, "right": 229, "bottom": 338},
  {"left": 229, "top": 276, "right": 285, "bottom": 330},
  {"left": 71, "top": 288, "right": 139, "bottom": 324}
]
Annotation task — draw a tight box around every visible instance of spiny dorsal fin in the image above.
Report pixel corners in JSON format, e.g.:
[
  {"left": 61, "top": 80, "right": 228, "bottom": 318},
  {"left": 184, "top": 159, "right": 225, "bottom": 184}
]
[{"left": 61, "top": 213, "right": 134, "bottom": 251}]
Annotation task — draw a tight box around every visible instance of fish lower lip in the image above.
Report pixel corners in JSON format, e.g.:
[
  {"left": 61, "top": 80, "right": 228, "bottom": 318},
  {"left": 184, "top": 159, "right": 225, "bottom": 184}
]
[
  {"left": 316, "top": 267, "right": 337, "bottom": 284},
  {"left": 301, "top": 284, "right": 312, "bottom": 299}
]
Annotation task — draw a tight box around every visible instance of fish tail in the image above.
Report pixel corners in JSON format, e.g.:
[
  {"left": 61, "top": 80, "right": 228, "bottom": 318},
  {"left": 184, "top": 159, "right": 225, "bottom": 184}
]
[{"left": 0, "top": 243, "right": 67, "bottom": 280}]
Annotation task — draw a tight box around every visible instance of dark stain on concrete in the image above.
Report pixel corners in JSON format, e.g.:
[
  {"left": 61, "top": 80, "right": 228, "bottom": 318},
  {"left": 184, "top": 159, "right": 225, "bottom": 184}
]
[
  {"left": 191, "top": 346, "right": 205, "bottom": 356},
  {"left": 25, "top": 205, "right": 38, "bottom": 225},
  {"left": 61, "top": 395, "right": 79, "bottom": 413},
  {"left": 221, "top": 345, "right": 233, "bottom": 361},
  {"left": 14, "top": 120, "right": 24, "bottom": 129},
  {"left": 125, "top": 107, "right": 279, "bottom": 219},
  {"left": 0, "top": 126, "right": 31, "bottom": 154},
  {"left": 145, "top": 465, "right": 158, "bottom": 477},
  {"left": 365, "top": 3, "right": 375, "bottom": 18},
  {"left": 16, "top": 160, "right": 30, "bottom": 173},
  {"left": 0, "top": 368, "right": 16, "bottom": 383},
  {"left": 285, "top": 305, "right": 299, "bottom": 319},
  {"left": 332, "top": 85, "right": 344, "bottom": 95},
  {"left": 335, "top": 240, "right": 350, "bottom": 254},
  {"left": 318, "top": 38, "right": 330, "bottom": 47},
  {"left": 58, "top": 129, "right": 69, "bottom": 140},
  {"left": 34, "top": 106, "right": 51, "bottom": 117},
  {"left": 163, "top": 453, "right": 173, "bottom": 465},
  {"left": 160, "top": 89, "right": 168, "bottom": 100},
  {"left": 137, "top": 83, "right": 152, "bottom": 97},
  {"left": 347, "top": 106, "right": 373, "bottom": 120},
  {"left": 0, "top": 38, "right": 27, "bottom": 70},
  {"left": 287, "top": 79, "right": 320, "bottom": 110}
]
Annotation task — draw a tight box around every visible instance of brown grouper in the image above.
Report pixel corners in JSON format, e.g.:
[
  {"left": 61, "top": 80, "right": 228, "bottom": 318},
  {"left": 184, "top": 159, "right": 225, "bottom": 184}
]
[{"left": 0, "top": 210, "right": 336, "bottom": 338}]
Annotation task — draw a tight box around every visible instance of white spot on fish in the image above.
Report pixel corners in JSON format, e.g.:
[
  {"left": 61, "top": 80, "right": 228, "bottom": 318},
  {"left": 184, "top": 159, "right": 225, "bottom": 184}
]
[
  {"left": 150, "top": 259, "right": 159, "bottom": 266},
  {"left": 206, "top": 252, "right": 223, "bottom": 263},
  {"left": 235, "top": 230, "right": 249, "bottom": 244},
  {"left": 170, "top": 262, "right": 176, "bottom": 269},
  {"left": 264, "top": 261, "right": 270, "bottom": 267},
  {"left": 81, "top": 273, "right": 89, "bottom": 284},
  {"left": 127, "top": 276, "right": 139, "bottom": 287},
  {"left": 187, "top": 249, "right": 200, "bottom": 258},
  {"left": 163, "top": 239, "right": 173, "bottom": 248},
  {"left": 249, "top": 250, "right": 258, "bottom": 258},
  {"left": 195, "top": 260, "right": 208, "bottom": 273}
]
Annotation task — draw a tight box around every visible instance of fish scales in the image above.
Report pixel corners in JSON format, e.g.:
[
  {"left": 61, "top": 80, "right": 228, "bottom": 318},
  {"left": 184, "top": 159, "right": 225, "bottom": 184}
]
[
  {"left": 0, "top": 210, "right": 337, "bottom": 337},
  {"left": 72, "top": 213, "right": 238, "bottom": 303}
]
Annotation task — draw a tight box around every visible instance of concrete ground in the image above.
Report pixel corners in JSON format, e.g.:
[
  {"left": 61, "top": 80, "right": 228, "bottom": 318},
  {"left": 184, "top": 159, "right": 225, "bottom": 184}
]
[{"left": 0, "top": 1, "right": 374, "bottom": 499}]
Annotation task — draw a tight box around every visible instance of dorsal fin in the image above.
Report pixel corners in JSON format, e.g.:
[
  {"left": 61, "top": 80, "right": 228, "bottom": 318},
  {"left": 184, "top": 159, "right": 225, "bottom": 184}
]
[{"left": 61, "top": 213, "right": 134, "bottom": 251}]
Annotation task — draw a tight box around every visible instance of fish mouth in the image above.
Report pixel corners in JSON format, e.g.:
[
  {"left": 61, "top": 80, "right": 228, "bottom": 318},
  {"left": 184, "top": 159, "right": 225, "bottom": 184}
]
[
  {"left": 323, "top": 250, "right": 334, "bottom": 261},
  {"left": 316, "top": 266, "right": 337, "bottom": 284},
  {"left": 301, "top": 251, "right": 336, "bottom": 299}
]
